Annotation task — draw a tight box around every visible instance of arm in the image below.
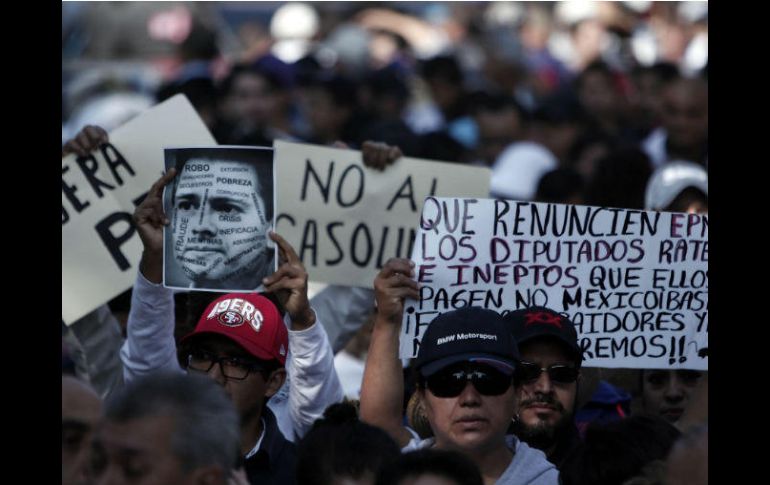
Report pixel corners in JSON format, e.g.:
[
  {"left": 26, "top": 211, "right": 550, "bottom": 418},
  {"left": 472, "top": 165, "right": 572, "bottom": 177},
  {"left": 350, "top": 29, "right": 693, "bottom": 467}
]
[
  {"left": 68, "top": 304, "right": 125, "bottom": 399},
  {"left": 262, "top": 232, "right": 344, "bottom": 440},
  {"left": 359, "top": 258, "right": 419, "bottom": 447},
  {"left": 119, "top": 169, "right": 183, "bottom": 382}
]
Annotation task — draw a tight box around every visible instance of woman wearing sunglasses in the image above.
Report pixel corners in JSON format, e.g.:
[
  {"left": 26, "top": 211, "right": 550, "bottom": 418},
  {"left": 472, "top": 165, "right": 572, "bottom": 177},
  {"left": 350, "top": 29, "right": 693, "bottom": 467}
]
[{"left": 361, "top": 258, "right": 559, "bottom": 485}]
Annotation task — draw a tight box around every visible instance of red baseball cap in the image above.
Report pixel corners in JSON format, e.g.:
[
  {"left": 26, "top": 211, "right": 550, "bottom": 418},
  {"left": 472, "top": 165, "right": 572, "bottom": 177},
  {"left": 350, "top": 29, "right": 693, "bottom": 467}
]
[{"left": 181, "top": 293, "right": 289, "bottom": 366}]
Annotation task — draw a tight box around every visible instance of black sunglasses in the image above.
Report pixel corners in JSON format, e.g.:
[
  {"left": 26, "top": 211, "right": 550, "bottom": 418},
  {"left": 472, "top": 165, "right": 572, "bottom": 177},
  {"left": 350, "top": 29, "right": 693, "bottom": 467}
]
[
  {"left": 515, "top": 361, "right": 579, "bottom": 384},
  {"left": 423, "top": 364, "right": 513, "bottom": 398}
]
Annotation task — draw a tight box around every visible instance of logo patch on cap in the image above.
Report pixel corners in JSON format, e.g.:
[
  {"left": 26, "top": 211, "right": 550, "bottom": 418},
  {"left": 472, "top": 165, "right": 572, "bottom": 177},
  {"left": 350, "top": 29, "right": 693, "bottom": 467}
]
[
  {"left": 524, "top": 312, "right": 563, "bottom": 328},
  {"left": 217, "top": 310, "right": 244, "bottom": 327}
]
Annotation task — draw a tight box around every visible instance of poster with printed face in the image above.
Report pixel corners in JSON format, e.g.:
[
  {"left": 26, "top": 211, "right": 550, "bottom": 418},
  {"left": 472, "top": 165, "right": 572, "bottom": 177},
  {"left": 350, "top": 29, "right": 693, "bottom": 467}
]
[
  {"left": 273, "top": 140, "right": 491, "bottom": 288},
  {"left": 163, "top": 146, "right": 276, "bottom": 292},
  {"left": 62, "top": 95, "right": 216, "bottom": 325},
  {"left": 400, "top": 197, "right": 708, "bottom": 371}
]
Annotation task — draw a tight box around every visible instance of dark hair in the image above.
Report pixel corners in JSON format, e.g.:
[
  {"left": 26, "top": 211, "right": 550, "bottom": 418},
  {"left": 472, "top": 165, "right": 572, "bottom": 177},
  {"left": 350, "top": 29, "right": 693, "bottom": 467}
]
[
  {"left": 559, "top": 415, "right": 681, "bottom": 485},
  {"left": 156, "top": 77, "right": 217, "bottom": 112},
  {"left": 296, "top": 402, "right": 401, "bottom": 485},
  {"left": 104, "top": 373, "right": 240, "bottom": 473},
  {"left": 420, "top": 55, "right": 463, "bottom": 84},
  {"left": 535, "top": 167, "right": 585, "bottom": 204},
  {"left": 308, "top": 74, "right": 358, "bottom": 109},
  {"left": 375, "top": 449, "right": 484, "bottom": 485},
  {"left": 583, "top": 148, "right": 653, "bottom": 210}
]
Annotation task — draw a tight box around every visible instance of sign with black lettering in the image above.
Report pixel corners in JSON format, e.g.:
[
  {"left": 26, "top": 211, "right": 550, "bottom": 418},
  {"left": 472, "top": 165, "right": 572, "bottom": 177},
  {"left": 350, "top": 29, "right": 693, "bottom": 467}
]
[
  {"left": 399, "top": 197, "right": 708, "bottom": 370},
  {"left": 62, "top": 95, "right": 216, "bottom": 325},
  {"left": 273, "top": 141, "right": 491, "bottom": 288},
  {"left": 163, "top": 146, "right": 275, "bottom": 292}
]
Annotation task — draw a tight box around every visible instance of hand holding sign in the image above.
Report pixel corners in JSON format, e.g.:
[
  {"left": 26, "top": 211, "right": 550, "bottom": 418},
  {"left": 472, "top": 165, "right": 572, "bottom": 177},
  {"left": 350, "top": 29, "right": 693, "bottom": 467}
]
[
  {"left": 134, "top": 169, "right": 176, "bottom": 283},
  {"left": 62, "top": 125, "right": 109, "bottom": 157},
  {"left": 373, "top": 258, "right": 420, "bottom": 325},
  {"left": 361, "top": 141, "right": 402, "bottom": 171},
  {"left": 263, "top": 231, "right": 315, "bottom": 330}
]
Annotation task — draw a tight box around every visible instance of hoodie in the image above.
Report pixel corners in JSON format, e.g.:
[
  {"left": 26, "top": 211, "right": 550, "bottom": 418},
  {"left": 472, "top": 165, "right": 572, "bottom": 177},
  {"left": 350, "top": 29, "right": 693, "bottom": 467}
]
[{"left": 403, "top": 432, "right": 559, "bottom": 485}]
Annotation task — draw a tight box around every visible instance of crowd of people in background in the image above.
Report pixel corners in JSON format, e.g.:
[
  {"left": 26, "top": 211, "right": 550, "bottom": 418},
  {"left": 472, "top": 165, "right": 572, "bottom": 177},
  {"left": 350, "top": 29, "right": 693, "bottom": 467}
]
[{"left": 63, "top": 2, "right": 708, "bottom": 484}]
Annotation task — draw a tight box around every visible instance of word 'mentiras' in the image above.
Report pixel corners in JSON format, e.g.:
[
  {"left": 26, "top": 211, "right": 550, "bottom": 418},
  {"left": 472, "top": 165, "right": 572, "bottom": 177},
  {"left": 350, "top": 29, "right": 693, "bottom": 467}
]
[{"left": 62, "top": 144, "right": 143, "bottom": 271}]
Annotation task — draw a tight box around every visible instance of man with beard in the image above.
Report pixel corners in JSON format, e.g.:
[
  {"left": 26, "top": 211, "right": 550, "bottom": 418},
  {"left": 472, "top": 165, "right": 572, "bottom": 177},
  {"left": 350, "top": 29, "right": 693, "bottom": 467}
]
[{"left": 504, "top": 307, "right": 583, "bottom": 469}]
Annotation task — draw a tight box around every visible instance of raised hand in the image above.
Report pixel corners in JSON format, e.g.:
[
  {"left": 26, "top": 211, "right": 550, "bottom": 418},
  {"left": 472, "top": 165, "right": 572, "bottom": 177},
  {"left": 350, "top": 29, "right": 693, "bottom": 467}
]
[
  {"left": 373, "top": 258, "right": 419, "bottom": 325},
  {"left": 262, "top": 231, "right": 315, "bottom": 330},
  {"left": 133, "top": 168, "right": 177, "bottom": 283}
]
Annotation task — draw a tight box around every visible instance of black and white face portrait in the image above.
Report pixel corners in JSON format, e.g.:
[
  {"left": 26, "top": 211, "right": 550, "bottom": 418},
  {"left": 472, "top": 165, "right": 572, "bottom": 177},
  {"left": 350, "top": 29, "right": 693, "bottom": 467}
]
[{"left": 163, "top": 147, "right": 275, "bottom": 291}]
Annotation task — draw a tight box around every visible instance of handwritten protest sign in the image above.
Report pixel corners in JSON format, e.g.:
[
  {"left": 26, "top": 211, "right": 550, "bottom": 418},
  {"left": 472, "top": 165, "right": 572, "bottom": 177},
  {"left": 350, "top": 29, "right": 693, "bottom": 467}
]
[
  {"left": 62, "top": 95, "right": 216, "bottom": 325},
  {"left": 399, "top": 197, "right": 708, "bottom": 370},
  {"left": 273, "top": 141, "right": 491, "bottom": 288}
]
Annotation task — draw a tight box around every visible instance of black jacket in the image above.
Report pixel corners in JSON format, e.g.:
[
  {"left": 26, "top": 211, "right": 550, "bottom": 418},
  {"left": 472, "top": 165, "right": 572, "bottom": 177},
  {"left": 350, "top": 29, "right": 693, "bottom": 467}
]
[{"left": 243, "top": 407, "right": 297, "bottom": 485}]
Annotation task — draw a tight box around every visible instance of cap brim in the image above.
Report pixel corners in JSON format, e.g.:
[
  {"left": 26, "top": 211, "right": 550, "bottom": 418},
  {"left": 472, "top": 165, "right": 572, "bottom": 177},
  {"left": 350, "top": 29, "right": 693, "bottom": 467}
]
[
  {"left": 419, "top": 353, "right": 516, "bottom": 377},
  {"left": 179, "top": 330, "right": 277, "bottom": 363}
]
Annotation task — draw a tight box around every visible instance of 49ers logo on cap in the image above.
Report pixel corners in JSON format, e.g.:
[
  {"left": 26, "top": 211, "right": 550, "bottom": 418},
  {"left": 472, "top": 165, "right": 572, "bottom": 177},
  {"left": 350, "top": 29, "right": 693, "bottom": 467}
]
[
  {"left": 217, "top": 310, "right": 244, "bottom": 327},
  {"left": 208, "top": 298, "right": 263, "bottom": 332}
]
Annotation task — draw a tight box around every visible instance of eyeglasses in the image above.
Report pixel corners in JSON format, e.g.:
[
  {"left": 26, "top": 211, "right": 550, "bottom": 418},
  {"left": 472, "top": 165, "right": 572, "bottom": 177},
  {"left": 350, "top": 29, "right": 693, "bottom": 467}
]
[
  {"left": 186, "top": 349, "right": 264, "bottom": 380},
  {"left": 515, "top": 362, "right": 579, "bottom": 384},
  {"left": 423, "top": 364, "right": 513, "bottom": 398}
]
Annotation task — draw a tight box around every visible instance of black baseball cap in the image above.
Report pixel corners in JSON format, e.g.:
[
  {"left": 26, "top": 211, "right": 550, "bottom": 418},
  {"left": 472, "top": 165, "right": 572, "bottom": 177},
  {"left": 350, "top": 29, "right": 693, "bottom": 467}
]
[
  {"left": 415, "top": 307, "right": 520, "bottom": 377},
  {"left": 504, "top": 307, "right": 583, "bottom": 365}
]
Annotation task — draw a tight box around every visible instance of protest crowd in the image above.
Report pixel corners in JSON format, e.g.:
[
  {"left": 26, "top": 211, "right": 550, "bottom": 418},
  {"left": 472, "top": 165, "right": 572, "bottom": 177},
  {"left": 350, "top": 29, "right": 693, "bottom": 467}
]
[{"left": 62, "top": 2, "right": 707, "bottom": 484}]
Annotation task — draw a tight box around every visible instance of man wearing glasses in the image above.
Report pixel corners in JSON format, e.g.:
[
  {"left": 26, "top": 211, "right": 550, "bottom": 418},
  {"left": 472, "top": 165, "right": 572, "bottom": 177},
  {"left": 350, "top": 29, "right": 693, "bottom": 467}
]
[
  {"left": 504, "top": 307, "right": 583, "bottom": 469},
  {"left": 360, "top": 258, "right": 558, "bottom": 485},
  {"left": 178, "top": 291, "right": 297, "bottom": 484}
]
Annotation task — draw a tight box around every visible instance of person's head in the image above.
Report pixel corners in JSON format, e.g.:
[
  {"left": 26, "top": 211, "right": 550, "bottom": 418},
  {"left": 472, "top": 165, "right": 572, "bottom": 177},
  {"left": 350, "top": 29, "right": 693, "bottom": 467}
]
[
  {"left": 414, "top": 308, "right": 519, "bottom": 455},
  {"left": 90, "top": 373, "right": 240, "bottom": 485},
  {"left": 63, "top": 376, "right": 102, "bottom": 485},
  {"left": 218, "top": 63, "right": 284, "bottom": 132},
  {"left": 583, "top": 148, "right": 653, "bottom": 210},
  {"left": 375, "top": 449, "right": 484, "bottom": 485},
  {"left": 665, "top": 423, "right": 708, "bottom": 485},
  {"left": 661, "top": 77, "right": 708, "bottom": 154},
  {"left": 157, "top": 77, "right": 219, "bottom": 130},
  {"left": 629, "top": 62, "right": 679, "bottom": 130},
  {"left": 178, "top": 292, "right": 288, "bottom": 426},
  {"left": 471, "top": 92, "right": 526, "bottom": 165},
  {"left": 644, "top": 160, "right": 708, "bottom": 214},
  {"left": 504, "top": 307, "right": 582, "bottom": 452},
  {"left": 420, "top": 55, "right": 464, "bottom": 115},
  {"left": 640, "top": 369, "right": 705, "bottom": 423},
  {"left": 534, "top": 167, "right": 585, "bottom": 205},
  {"left": 528, "top": 93, "right": 585, "bottom": 162},
  {"left": 303, "top": 74, "right": 357, "bottom": 143},
  {"left": 296, "top": 402, "right": 401, "bottom": 485},
  {"left": 170, "top": 150, "right": 273, "bottom": 289},
  {"left": 559, "top": 415, "right": 681, "bottom": 485},
  {"left": 575, "top": 61, "right": 621, "bottom": 121}
]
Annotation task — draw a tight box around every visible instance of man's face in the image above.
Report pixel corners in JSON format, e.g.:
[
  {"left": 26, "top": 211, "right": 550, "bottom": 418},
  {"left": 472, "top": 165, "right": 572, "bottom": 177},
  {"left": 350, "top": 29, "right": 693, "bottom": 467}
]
[
  {"left": 90, "top": 415, "right": 193, "bottom": 485},
  {"left": 421, "top": 362, "right": 516, "bottom": 454},
  {"left": 226, "top": 73, "right": 277, "bottom": 131},
  {"left": 62, "top": 377, "right": 102, "bottom": 485},
  {"left": 476, "top": 108, "right": 522, "bottom": 165},
  {"left": 641, "top": 369, "right": 703, "bottom": 423},
  {"left": 187, "top": 335, "right": 284, "bottom": 424},
  {"left": 514, "top": 339, "right": 578, "bottom": 448},
  {"left": 173, "top": 159, "right": 270, "bottom": 288},
  {"left": 662, "top": 80, "right": 708, "bottom": 150}
]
